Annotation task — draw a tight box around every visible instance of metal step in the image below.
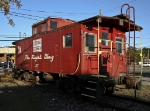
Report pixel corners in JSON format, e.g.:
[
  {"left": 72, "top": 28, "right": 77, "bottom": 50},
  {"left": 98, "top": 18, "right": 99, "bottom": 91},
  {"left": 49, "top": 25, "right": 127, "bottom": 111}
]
[
  {"left": 85, "top": 87, "right": 96, "bottom": 91},
  {"left": 81, "top": 80, "right": 98, "bottom": 98},
  {"left": 91, "top": 75, "right": 107, "bottom": 78},
  {"left": 81, "top": 93, "right": 96, "bottom": 98},
  {"left": 88, "top": 81, "right": 97, "bottom": 83}
]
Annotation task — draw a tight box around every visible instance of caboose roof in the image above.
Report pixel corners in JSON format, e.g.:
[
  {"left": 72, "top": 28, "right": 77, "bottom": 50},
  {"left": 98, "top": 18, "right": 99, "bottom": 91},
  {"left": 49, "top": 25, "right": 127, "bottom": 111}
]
[
  {"left": 78, "top": 14, "right": 143, "bottom": 32},
  {"left": 12, "top": 14, "right": 143, "bottom": 45},
  {"left": 32, "top": 17, "right": 75, "bottom": 27}
]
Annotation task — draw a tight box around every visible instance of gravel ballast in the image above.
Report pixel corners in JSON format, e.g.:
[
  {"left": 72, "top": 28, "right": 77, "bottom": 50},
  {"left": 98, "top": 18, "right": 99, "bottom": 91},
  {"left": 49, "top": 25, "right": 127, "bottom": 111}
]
[{"left": 0, "top": 79, "right": 150, "bottom": 111}]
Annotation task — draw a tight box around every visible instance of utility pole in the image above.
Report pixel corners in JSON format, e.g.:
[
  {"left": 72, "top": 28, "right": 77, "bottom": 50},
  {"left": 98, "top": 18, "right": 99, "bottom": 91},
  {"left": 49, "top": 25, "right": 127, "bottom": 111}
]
[
  {"left": 5, "top": 47, "right": 9, "bottom": 69},
  {"left": 148, "top": 49, "right": 149, "bottom": 60}
]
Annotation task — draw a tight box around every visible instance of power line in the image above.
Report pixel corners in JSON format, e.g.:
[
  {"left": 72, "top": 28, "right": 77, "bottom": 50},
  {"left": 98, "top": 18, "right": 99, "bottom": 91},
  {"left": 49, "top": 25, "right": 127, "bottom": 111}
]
[
  {"left": 1, "top": 37, "right": 27, "bottom": 38},
  {"left": 10, "top": 7, "right": 97, "bottom": 15},
  {"left": 0, "top": 35, "right": 31, "bottom": 36},
  {"left": 103, "top": 0, "right": 137, "bottom": 14},
  {"left": 9, "top": 11, "right": 80, "bottom": 18},
  {"left": 0, "top": 40, "right": 17, "bottom": 41},
  {"left": 0, "top": 11, "right": 41, "bottom": 21},
  {"left": 10, "top": 11, "right": 45, "bottom": 19}
]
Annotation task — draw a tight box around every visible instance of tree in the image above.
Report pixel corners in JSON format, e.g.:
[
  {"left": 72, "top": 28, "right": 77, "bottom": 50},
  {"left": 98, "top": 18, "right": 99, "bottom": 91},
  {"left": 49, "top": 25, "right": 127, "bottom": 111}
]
[
  {"left": 0, "top": 0, "right": 22, "bottom": 26},
  {"left": 127, "top": 46, "right": 150, "bottom": 63},
  {"left": 142, "top": 47, "right": 150, "bottom": 60},
  {"left": 127, "top": 46, "right": 140, "bottom": 63}
]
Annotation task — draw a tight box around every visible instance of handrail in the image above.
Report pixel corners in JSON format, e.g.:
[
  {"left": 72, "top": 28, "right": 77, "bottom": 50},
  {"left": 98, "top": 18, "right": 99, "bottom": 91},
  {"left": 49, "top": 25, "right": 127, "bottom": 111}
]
[
  {"left": 70, "top": 53, "right": 81, "bottom": 75},
  {"left": 99, "top": 39, "right": 129, "bottom": 54}
]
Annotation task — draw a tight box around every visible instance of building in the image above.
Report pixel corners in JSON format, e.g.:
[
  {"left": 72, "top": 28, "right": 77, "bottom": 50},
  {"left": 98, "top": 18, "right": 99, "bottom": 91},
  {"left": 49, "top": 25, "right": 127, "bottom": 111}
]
[{"left": 0, "top": 47, "right": 15, "bottom": 62}]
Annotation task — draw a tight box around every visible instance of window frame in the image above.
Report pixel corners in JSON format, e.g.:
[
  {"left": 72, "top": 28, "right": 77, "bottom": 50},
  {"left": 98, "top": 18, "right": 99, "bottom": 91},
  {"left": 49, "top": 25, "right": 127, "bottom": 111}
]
[
  {"left": 50, "top": 21, "right": 58, "bottom": 30},
  {"left": 33, "top": 27, "right": 37, "bottom": 34},
  {"left": 101, "top": 32, "right": 109, "bottom": 46},
  {"left": 63, "top": 33, "right": 72, "bottom": 48},
  {"left": 116, "top": 37, "right": 124, "bottom": 54},
  {"left": 18, "top": 46, "right": 21, "bottom": 54},
  {"left": 85, "top": 32, "right": 97, "bottom": 52},
  {"left": 42, "top": 23, "right": 46, "bottom": 31}
]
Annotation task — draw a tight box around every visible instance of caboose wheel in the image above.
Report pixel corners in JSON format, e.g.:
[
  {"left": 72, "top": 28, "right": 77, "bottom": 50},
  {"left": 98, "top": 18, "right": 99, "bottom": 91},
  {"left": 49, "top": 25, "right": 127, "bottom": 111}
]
[
  {"left": 24, "top": 72, "right": 30, "bottom": 82},
  {"left": 104, "top": 86, "right": 114, "bottom": 95},
  {"left": 58, "top": 79, "right": 77, "bottom": 93},
  {"left": 64, "top": 82, "right": 75, "bottom": 93}
]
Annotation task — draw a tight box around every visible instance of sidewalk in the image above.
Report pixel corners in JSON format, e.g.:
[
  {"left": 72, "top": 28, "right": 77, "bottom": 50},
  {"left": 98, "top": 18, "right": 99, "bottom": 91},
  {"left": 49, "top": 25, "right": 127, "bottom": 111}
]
[{"left": 142, "top": 77, "right": 150, "bottom": 85}]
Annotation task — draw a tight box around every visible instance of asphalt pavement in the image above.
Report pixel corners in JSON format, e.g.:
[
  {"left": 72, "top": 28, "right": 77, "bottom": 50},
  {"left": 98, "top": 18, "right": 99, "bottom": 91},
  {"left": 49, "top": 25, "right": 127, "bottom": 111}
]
[
  {"left": 130, "top": 65, "right": 150, "bottom": 85},
  {"left": 0, "top": 67, "right": 4, "bottom": 75}
]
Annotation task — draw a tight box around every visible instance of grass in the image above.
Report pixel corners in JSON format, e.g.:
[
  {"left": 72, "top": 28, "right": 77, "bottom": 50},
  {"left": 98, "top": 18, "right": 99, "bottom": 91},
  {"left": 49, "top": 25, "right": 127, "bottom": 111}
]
[{"left": 114, "top": 85, "right": 150, "bottom": 102}]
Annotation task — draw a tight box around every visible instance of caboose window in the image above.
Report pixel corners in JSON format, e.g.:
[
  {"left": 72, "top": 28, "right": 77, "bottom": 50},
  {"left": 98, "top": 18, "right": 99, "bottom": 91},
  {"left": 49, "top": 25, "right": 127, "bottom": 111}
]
[
  {"left": 64, "top": 34, "right": 72, "bottom": 47},
  {"left": 33, "top": 27, "right": 37, "bottom": 34},
  {"left": 43, "top": 23, "right": 46, "bottom": 31},
  {"left": 50, "top": 21, "right": 58, "bottom": 29},
  {"left": 102, "top": 32, "right": 108, "bottom": 46},
  {"left": 116, "top": 38, "right": 123, "bottom": 53},
  {"left": 18, "top": 46, "right": 21, "bottom": 54},
  {"left": 85, "top": 33, "right": 95, "bottom": 52}
]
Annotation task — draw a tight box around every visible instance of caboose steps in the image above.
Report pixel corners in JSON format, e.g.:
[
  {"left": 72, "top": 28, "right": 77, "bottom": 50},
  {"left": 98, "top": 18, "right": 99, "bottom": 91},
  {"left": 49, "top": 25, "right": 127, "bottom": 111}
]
[
  {"left": 81, "top": 94, "right": 96, "bottom": 98},
  {"left": 91, "top": 75, "right": 108, "bottom": 78},
  {"left": 85, "top": 87, "right": 96, "bottom": 91},
  {"left": 81, "top": 78, "right": 105, "bottom": 99}
]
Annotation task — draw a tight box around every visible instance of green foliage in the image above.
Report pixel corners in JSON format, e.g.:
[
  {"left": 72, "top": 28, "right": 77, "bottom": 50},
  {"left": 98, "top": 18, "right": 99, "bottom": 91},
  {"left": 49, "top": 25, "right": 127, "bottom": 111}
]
[
  {"left": 0, "top": 0, "right": 22, "bottom": 26},
  {"left": 127, "top": 46, "right": 150, "bottom": 62}
]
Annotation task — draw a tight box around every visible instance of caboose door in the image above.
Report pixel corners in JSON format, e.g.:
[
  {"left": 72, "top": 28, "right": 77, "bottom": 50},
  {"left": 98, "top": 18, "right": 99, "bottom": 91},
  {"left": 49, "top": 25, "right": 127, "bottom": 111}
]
[{"left": 81, "top": 32, "right": 98, "bottom": 75}]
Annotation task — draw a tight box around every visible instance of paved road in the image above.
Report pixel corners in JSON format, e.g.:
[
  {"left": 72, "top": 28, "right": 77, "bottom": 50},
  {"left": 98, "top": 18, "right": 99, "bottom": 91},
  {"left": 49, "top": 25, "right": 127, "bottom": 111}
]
[
  {"left": 0, "top": 66, "right": 149, "bottom": 85},
  {"left": 130, "top": 65, "right": 150, "bottom": 85},
  {"left": 0, "top": 67, "right": 12, "bottom": 75},
  {"left": 0, "top": 67, "right": 4, "bottom": 75}
]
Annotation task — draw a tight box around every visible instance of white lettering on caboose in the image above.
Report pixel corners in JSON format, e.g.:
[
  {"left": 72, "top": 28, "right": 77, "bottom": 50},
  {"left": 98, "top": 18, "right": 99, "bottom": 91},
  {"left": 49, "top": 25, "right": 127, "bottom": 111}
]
[
  {"left": 32, "top": 54, "right": 42, "bottom": 62},
  {"left": 24, "top": 54, "right": 54, "bottom": 62},
  {"left": 44, "top": 54, "right": 54, "bottom": 62},
  {"left": 25, "top": 55, "right": 30, "bottom": 59}
]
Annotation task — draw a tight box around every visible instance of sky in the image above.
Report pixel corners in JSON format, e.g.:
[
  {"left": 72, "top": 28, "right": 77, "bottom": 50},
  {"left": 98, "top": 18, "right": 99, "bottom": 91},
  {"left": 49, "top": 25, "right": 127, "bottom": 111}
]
[{"left": 0, "top": 0, "right": 150, "bottom": 48}]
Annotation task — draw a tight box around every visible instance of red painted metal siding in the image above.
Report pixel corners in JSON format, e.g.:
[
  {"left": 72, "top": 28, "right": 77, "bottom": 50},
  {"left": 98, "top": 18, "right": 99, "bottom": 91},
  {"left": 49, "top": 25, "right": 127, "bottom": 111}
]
[
  {"left": 47, "top": 18, "right": 74, "bottom": 31},
  {"left": 100, "top": 27, "right": 127, "bottom": 77},
  {"left": 60, "top": 25, "right": 81, "bottom": 74},
  {"left": 16, "top": 18, "right": 128, "bottom": 77},
  {"left": 32, "top": 18, "right": 75, "bottom": 35},
  {"left": 16, "top": 24, "right": 82, "bottom": 75},
  {"left": 15, "top": 38, "right": 32, "bottom": 70},
  {"left": 22, "top": 37, "right": 32, "bottom": 70},
  {"left": 42, "top": 32, "right": 61, "bottom": 73},
  {"left": 80, "top": 22, "right": 99, "bottom": 75}
]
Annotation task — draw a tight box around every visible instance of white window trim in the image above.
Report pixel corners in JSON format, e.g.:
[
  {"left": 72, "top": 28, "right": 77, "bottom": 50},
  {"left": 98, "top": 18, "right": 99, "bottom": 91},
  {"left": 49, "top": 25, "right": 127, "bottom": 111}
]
[
  {"left": 116, "top": 37, "right": 124, "bottom": 54},
  {"left": 63, "top": 33, "right": 72, "bottom": 48},
  {"left": 34, "top": 27, "right": 37, "bottom": 34},
  {"left": 18, "top": 46, "right": 21, "bottom": 54},
  {"left": 84, "top": 32, "right": 97, "bottom": 53}
]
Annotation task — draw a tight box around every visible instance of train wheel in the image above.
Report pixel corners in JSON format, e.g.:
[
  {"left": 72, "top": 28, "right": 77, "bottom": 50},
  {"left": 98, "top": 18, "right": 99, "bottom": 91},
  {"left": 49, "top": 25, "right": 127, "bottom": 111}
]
[
  {"left": 104, "top": 86, "right": 114, "bottom": 96},
  {"left": 58, "top": 79, "right": 77, "bottom": 93},
  {"left": 39, "top": 73, "right": 46, "bottom": 83},
  {"left": 13, "top": 70, "right": 20, "bottom": 79},
  {"left": 24, "top": 72, "right": 30, "bottom": 82},
  {"left": 65, "top": 81, "right": 76, "bottom": 93}
]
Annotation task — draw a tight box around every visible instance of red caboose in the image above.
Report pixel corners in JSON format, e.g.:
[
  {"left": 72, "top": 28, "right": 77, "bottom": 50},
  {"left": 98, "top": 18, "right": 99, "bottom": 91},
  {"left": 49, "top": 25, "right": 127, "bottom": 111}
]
[{"left": 13, "top": 5, "right": 143, "bottom": 98}]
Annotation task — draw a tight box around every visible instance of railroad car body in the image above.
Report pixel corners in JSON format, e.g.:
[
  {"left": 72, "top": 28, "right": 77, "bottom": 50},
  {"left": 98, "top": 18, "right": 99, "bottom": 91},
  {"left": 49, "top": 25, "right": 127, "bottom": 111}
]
[{"left": 13, "top": 7, "right": 143, "bottom": 98}]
